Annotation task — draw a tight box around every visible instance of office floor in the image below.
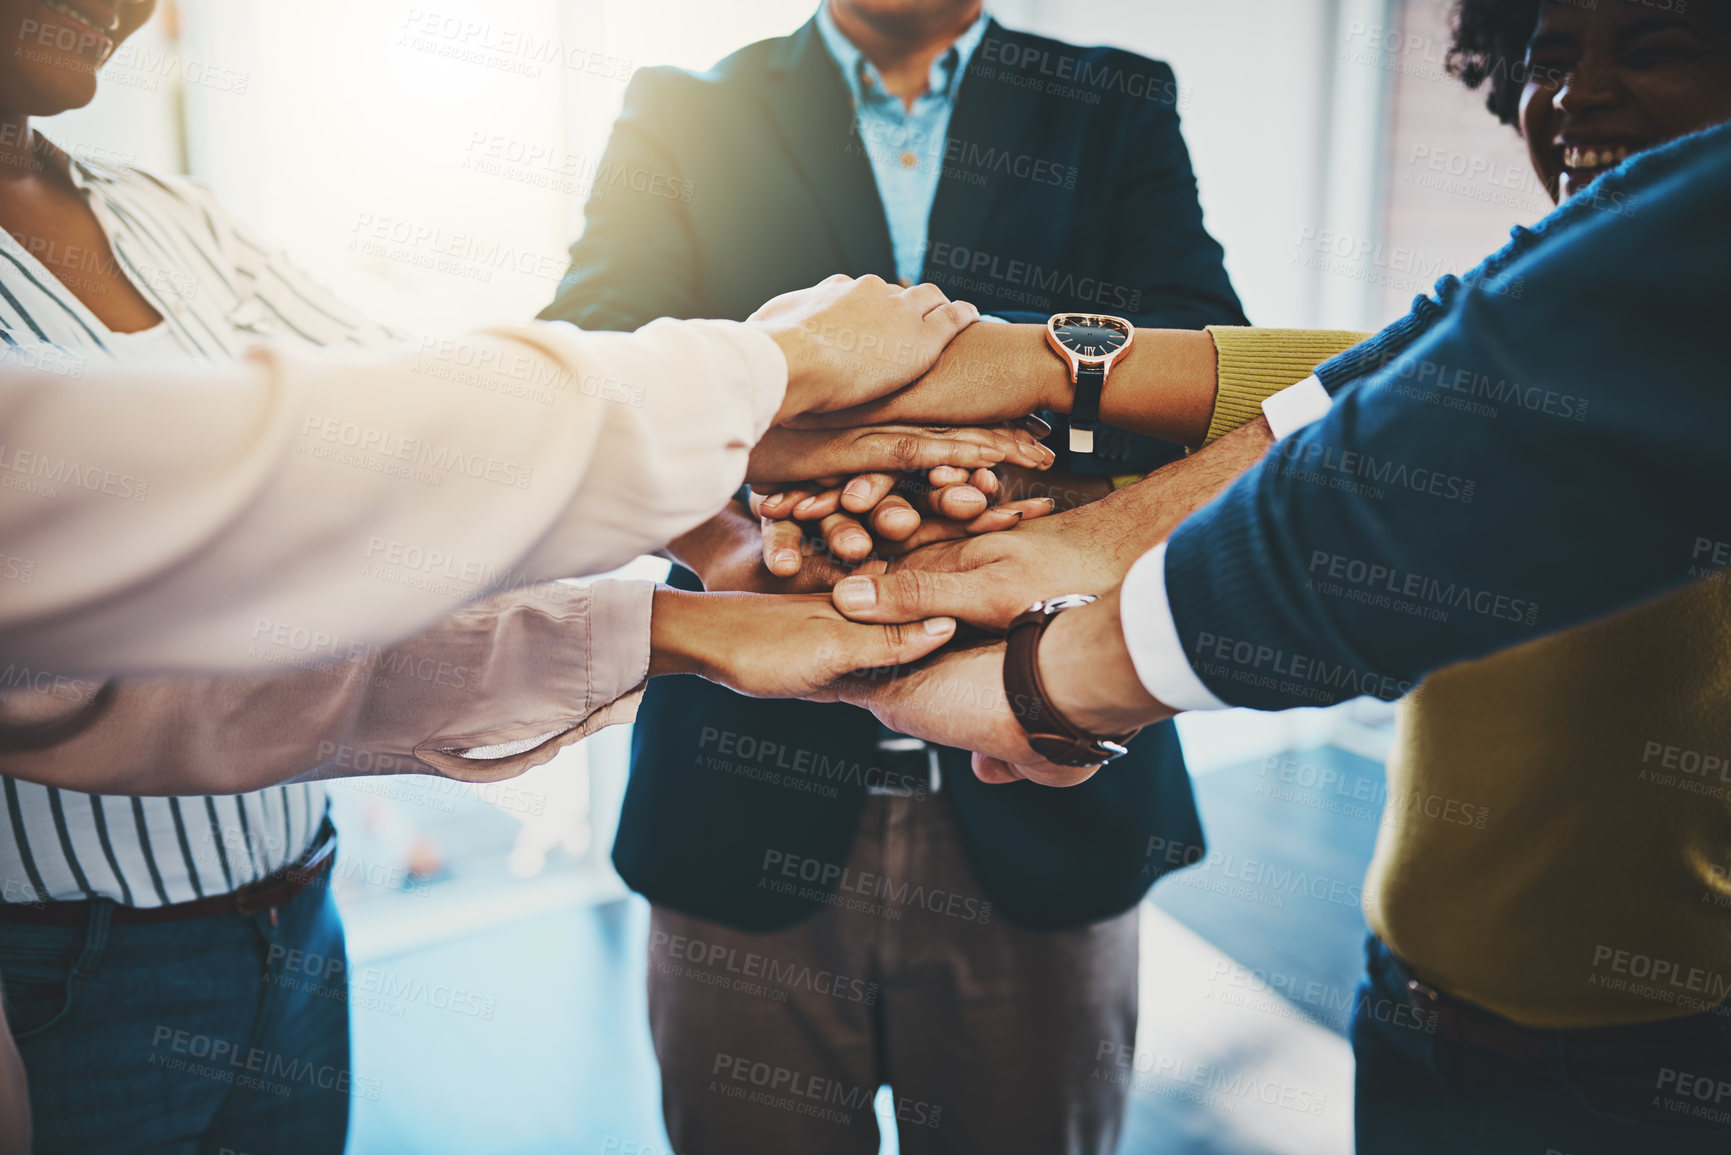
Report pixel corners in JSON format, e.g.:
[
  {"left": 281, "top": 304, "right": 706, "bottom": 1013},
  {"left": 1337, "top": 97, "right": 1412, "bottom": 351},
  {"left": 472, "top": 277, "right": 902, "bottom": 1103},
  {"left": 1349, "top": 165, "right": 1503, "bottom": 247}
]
[{"left": 344, "top": 745, "right": 1383, "bottom": 1155}]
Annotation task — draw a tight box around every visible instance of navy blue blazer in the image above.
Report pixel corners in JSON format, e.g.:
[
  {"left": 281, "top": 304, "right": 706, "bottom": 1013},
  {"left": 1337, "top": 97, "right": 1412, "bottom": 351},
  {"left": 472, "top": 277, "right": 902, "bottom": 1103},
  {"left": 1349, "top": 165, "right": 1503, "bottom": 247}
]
[{"left": 542, "top": 18, "right": 1245, "bottom": 932}]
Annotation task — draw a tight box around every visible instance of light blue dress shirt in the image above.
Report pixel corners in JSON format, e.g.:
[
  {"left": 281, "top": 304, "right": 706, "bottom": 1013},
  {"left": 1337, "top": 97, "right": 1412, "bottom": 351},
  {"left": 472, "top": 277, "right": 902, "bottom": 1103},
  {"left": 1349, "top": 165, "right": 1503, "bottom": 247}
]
[{"left": 815, "top": 3, "right": 990, "bottom": 285}]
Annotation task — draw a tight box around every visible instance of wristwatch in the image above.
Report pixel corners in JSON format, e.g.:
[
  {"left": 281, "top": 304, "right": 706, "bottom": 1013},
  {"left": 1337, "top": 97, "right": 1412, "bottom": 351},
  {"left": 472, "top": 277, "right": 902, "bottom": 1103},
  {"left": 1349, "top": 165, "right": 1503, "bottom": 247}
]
[
  {"left": 1045, "top": 313, "right": 1135, "bottom": 455},
  {"left": 1002, "top": 595, "right": 1141, "bottom": 767}
]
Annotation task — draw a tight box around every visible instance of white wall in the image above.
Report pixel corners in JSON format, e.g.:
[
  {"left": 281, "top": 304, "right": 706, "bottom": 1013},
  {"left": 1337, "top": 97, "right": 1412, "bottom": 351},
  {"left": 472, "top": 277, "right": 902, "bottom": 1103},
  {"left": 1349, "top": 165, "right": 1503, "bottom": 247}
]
[
  {"left": 1003, "top": 0, "right": 1392, "bottom": 329},
  {"left": 47, "top": 1, "right": 1394, "bottom": 336},
  {"left": 36, "top": 14, "right": 181, "bottom": 175}
]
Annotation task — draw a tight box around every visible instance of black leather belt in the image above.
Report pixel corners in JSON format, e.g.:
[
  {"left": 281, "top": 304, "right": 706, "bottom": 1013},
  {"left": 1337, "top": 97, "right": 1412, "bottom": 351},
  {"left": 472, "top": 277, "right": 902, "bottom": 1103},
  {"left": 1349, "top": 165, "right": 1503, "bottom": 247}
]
[{"left": 868, "top": 742, "right": 939, "bottom": 796}]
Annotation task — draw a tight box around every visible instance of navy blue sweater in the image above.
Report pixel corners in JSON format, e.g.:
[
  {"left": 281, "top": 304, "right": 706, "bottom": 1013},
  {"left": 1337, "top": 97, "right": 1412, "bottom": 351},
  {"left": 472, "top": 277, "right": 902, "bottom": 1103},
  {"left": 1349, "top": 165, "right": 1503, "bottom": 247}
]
[{"left": 1163, "top": 121, "right": 1731, "bottom": 710}]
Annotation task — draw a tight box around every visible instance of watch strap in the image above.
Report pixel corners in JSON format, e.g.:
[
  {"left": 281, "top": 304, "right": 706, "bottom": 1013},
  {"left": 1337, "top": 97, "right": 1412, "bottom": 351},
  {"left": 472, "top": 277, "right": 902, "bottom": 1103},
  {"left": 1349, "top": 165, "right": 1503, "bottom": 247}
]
[
  {"left": 1003, "top": 604, "right": 1139, "bottom": 767},
  {"left": 1069, "top": 363, "right": 1105, "bottom": 454}
]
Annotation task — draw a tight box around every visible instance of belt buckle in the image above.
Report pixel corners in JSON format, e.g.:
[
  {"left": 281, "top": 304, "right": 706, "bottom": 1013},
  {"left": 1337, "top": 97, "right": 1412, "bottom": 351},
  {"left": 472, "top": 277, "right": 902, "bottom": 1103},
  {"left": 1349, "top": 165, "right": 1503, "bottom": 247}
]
[
  {"left": 233, "top": 881, "right": 272, "bottom": 917},
  {"left": 870, "top": 739, "right": 938, "bottom": 796},
  {"left": 233, "top": 828, "right": 336, "bottom": 916}
]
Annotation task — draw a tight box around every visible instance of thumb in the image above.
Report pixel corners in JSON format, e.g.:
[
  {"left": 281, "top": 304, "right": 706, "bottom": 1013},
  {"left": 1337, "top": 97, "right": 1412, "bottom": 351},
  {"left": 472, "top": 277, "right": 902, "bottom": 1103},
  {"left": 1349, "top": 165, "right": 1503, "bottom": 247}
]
[
  {"left": 833, "top": 569, "right": 976, "bottom": 624},
  {"left": 972, "top": 753, "right": 1024, "bottom": 784},
  {"left": 841, "top": 616, "right": 957, "bottom": 670}
]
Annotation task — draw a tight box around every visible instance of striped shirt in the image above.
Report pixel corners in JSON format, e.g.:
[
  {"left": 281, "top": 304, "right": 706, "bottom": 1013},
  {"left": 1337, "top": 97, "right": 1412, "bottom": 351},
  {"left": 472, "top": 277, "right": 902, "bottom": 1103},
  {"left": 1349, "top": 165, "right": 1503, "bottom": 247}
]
[{"left": 0, "top": 140, "right": 393, "bottom": 907}]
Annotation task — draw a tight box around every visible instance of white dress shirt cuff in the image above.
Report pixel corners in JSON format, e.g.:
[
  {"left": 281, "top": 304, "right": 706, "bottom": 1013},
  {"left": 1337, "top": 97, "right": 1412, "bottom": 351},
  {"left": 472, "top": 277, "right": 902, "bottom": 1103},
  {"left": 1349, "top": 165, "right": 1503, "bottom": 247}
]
[
  {"left": 1261, "top": 374, "right": 1334, "bottom": 440},
  {"left": 1118, "top": 543, "right": 1229, "bottom": 712}
]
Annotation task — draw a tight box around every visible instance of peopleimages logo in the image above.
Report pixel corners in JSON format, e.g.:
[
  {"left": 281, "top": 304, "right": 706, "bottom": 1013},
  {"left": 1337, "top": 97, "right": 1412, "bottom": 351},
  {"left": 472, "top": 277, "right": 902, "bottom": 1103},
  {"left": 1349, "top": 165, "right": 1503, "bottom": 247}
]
[
  {"left": 977, "top": 37, "right": 1185, "bottom": 107},
  {"left": 920, "top": 241, "right": 1143, "bottom": 311},
  {"left": 1306, "top": 550, "right": 1540, "bottom": 626},
  {"left": 759, "top": 850, "right": 992, "bottom": 924},
  {"left": 1188, "top": 631, "right": 1417, "bottom": 703},
  {"left": 298, "top": 415, "right": 534, "bottom": 490},
  {"left": 0, "top": 442, "right": 148, "bottom": 501}
]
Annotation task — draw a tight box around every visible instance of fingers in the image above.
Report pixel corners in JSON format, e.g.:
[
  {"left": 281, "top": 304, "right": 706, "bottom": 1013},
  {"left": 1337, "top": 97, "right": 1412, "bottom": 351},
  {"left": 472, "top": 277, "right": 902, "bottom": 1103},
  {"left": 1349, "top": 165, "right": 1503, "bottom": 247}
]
[
  {"left": 930, "top": 482, "right": 989, "bottom": 521},
  {"left": 901, "top": 282, "right": 980, "bottom": 367},
  {"left": 972, "top": 753, "right": 1024, "bottom": 784},
  {"left": 832, "top": 567, "right": 977, "bottom": 624},
  {"left": 761, "top": 515, "right": 806, "bottom": 577},
  {"left": 974, "top": 750, "right": 1104, "bottom": 788},
  {"left": 759, "top": 478, "right": 850, "bottom": 520},
  {"left": 839, "top": 473, "right": 898, "bottom": 514},
  {"left": 1008, "top": 432, "right": 1054, "bottom": 471},
  {"left": 757, "top": 487, "right": 813, "bottom": 519},
  {"left": 820, "top": 511, "right": 875, "bottom": 561},
  {"left": 848, "top": 616, "right": 959, "bottom": 672},
  {"left": 792, "top": 489, "right": 844, "bottom": 520},
  {"left": 959, "top": 506, "right": 1025, "bottom": 535},
  {"left": 860, "top": 431, "right": 1040, "bottom": 473},
  {"left": 759, "top": 426, "right": 1049, "bottom": 482},
  {"left": 921, "top": 296, "right": 981, "bottom": 338},
  {"left": 867, "top": 494, "right": 922, "bottom": 542},
  {"left": 899, "top": 281, "right": 946, "bottom": 311},
  {"left": 872, "top": 516, "right": 979, "bottom": 555},
  {"left": 872, "top": 427, "right": 1047, "bottom": 485},
  {"left": 928, "top": 465, "right": 970, "bottom": 487},
  {"left": 973, "top": 496, "right": 1055, "bottom": 530},
  {"left": 874, "top": 501, "right": 1042, "bottom": 556}
]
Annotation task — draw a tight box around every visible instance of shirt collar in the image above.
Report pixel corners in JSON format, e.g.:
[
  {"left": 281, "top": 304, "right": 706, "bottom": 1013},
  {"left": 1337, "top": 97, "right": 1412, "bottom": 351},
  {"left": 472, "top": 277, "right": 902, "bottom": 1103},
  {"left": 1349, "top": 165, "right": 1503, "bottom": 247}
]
[{"left": 814, "top": 3, "right": 988, "bottom": 111}]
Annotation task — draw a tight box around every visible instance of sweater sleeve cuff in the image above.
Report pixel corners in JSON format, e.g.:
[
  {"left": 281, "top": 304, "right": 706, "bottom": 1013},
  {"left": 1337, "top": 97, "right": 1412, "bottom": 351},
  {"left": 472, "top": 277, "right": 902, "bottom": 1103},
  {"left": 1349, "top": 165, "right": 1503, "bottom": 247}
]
[
  {"left": 1201, "top": 327, "right": 1375, "bottom": 446},
  {"left": 1118, "top": 543, "right": 1229, "bottom": 712}
]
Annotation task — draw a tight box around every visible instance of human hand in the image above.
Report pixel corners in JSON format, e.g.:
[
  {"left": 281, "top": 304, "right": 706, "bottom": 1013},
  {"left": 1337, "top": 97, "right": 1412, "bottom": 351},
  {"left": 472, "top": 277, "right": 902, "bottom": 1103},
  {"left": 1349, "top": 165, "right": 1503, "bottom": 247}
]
[
  {"left": 826, "top": 424, "right": 1272, "bottom": 628},
  {"left": 756, "top": 450, "right": 1128, "bottom": 573},
  {"left": 819, "top": 642, "right": 1103, "bottom": 787},
  {"left": 752, "top": 465, "right": 1058, "bottom": 574},
  {"left": 746, "top": 423, "right": 1051, "bottom": 487},
  {"left": 782, "top": 321, "right": 1062, "bottom": 430},
  {"left": 747, "top": 275, "right": 981, "bottom": 424},
  {"left": 825, "top": 492, "right": 1148, "bottom": 630},
  {"left": 648, "top": 587, "right": 957, "bottom": 700},
  {"left": 666, "top": 502, "right": 885, "bottom": 596},
  {"left": 831, "top": 587, "right": 1172, "bottom": 786}
]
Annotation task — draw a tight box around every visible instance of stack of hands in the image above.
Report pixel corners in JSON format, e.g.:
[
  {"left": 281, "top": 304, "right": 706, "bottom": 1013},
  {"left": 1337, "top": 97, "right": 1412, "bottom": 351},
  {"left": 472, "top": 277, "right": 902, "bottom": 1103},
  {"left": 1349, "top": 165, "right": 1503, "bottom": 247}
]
[{"left": 649, "top": 275, "right": 1173, "bottom": 791}]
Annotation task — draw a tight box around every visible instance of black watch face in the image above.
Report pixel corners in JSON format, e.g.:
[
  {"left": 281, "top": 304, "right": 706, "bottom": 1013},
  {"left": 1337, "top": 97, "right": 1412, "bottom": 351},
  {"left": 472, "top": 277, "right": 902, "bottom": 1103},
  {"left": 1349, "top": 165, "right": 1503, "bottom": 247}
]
[{"left": 1054, "top": 316, "right": 1129, "bottom": 360}]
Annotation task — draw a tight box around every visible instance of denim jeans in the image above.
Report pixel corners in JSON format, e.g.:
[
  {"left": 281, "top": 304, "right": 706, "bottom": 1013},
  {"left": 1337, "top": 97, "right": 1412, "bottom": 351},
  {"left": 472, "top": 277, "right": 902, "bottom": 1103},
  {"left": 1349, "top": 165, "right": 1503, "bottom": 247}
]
[
  {"left": 0, "top": 872, "right": 352, "bottom": 1155},
  {"left": 1353, "top": 935, "right": 1731, "bottom": 1155}
]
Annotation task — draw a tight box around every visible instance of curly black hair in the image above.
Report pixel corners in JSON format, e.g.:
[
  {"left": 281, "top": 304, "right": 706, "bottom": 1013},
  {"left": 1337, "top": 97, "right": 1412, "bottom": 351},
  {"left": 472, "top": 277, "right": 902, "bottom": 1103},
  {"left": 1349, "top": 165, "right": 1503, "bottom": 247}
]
[{"left": 1446, "top": 0, "right": 1545, "bottom": 125}]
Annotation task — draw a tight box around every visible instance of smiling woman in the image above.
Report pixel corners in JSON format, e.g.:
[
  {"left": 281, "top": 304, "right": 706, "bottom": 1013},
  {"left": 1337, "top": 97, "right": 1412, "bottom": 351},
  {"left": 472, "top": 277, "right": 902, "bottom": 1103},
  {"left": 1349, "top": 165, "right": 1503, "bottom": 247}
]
[
  {"left": 0, "top": 0, "right": 156, "bottom": 111},
  {"left": 0, "top": 3, "right": 389, "bottom": 1153},
  {"left": 1450, "top": 0, "right": 1731, "bottom": 201}
]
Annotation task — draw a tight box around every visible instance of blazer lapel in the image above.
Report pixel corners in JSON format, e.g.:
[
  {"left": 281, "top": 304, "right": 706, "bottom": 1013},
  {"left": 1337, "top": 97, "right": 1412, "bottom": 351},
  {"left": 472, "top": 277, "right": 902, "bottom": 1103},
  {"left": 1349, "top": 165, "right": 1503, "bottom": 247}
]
[
  {"left": 925, "top": 20, "right": 1046, "bottom": 271},
  {"left": 763, "top": 21, "right": 896, "bottom": 278}
]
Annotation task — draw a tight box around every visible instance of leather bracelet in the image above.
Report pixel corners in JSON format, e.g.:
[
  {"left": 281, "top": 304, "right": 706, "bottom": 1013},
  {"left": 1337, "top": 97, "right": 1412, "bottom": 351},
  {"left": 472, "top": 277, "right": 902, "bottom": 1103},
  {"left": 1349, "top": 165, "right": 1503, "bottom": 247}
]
[{"left": 1002, "top": 595, "right": 1140, "bottom": 767}]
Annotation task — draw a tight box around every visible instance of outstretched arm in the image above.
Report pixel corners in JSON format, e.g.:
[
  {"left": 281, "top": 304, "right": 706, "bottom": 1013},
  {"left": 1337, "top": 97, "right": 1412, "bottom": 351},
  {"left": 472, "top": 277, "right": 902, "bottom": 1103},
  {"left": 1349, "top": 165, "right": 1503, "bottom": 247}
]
[
  {"left": 842, "top": 126, "right": 1731, "bottom": 779},
  {"left": 1, "top": 580, "right": 955, "bottom": 796},
  {"left": 0, "top": 276, "right": 976, "bottom": 674}
]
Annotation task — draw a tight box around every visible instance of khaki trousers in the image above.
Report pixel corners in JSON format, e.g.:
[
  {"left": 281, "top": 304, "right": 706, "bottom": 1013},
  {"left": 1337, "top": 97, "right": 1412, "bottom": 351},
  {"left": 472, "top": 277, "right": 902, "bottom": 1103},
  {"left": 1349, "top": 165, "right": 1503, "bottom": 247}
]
[{"left": 646, "top": 793, "right": 1139, "bottom": 1154}]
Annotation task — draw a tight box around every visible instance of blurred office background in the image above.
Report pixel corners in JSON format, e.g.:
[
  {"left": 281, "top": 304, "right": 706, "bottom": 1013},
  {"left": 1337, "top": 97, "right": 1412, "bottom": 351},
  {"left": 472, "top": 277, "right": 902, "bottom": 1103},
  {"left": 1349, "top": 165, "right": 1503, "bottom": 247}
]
[{"left": 46, "top": 1, "right": 1550, "bottom": 1151}]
